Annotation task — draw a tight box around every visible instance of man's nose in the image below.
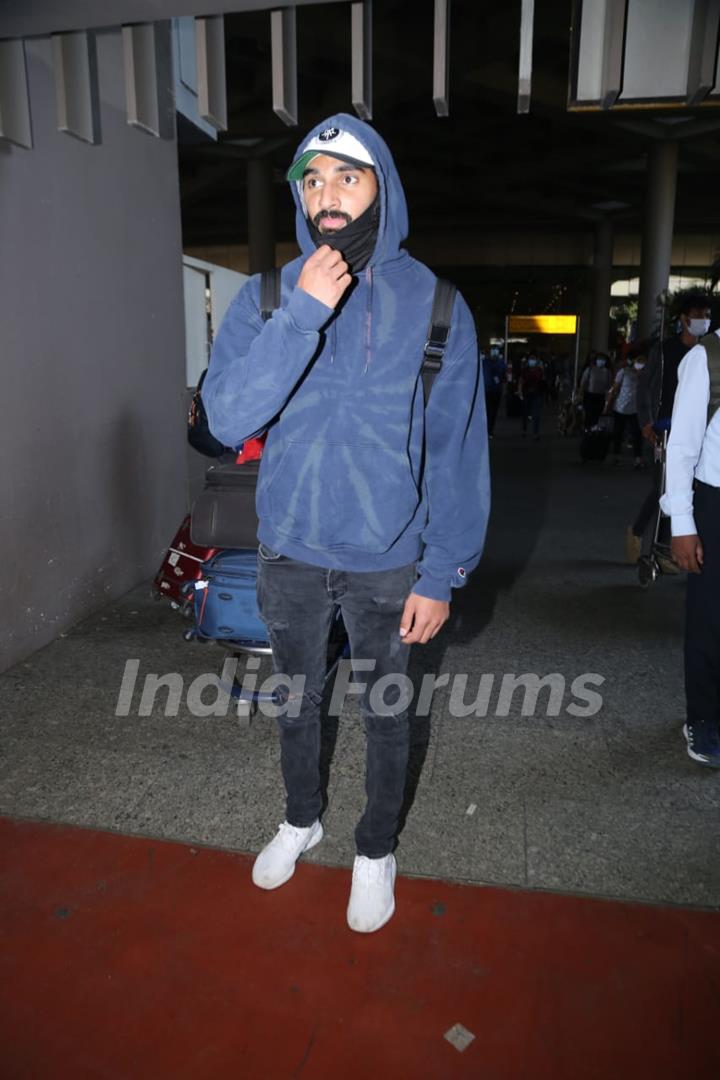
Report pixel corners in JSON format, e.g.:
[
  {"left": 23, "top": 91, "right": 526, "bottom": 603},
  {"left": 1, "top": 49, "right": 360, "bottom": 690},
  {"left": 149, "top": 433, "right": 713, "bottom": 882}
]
[{"left": 318, "top": 184, "right": 340, "bottom": 210}]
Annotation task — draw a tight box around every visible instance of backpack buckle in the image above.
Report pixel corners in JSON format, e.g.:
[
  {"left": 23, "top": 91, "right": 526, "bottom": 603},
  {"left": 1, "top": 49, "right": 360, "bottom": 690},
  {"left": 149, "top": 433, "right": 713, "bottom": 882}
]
[{"left": 424, "top": 325, "right": 449, "bottom": 362}]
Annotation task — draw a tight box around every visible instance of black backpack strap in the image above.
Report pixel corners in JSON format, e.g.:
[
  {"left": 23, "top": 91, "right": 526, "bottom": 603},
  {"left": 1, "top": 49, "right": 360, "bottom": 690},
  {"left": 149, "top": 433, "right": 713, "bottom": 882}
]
[
  {"left": 260, "top": 267, "right": 281, "bottom": 322},
  {"left": 421, "top": 278, "right": 457, "bottom": 405}
]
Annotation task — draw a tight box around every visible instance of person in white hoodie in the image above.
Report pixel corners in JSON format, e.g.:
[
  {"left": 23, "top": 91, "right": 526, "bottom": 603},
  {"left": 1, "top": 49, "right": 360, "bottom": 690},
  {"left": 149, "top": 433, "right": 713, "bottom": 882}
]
[{"left": 661, "top": 321, "right": 720, "bottom": 768}]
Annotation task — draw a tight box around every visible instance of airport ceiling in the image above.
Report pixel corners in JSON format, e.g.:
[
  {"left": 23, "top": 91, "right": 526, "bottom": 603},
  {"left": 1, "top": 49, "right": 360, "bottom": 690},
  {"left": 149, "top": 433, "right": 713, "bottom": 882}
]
[{"left": 178, "top": 0, "right": 720, "bottom": 255}]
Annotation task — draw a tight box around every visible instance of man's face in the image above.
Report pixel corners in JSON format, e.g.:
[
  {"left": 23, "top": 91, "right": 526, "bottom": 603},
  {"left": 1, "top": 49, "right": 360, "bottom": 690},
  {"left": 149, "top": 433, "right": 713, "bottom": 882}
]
[
  {"left": 302, "top": 154, "right": 378, "bottom": 233},
  {"left": 681, "top": 306, "right": 712, "bottom": 334}
]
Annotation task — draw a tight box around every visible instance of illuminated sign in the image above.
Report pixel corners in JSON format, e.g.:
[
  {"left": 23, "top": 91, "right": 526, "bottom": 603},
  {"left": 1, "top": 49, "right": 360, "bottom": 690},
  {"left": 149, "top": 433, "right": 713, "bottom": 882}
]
[{"left": 507, "top": 315, "right": 578, "bottom": 335}]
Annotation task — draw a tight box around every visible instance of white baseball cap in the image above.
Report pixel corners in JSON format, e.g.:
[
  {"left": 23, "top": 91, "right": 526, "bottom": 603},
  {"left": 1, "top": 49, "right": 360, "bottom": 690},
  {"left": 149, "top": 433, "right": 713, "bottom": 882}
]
[{"left": 287, "top": 125, "right": 375, "bottom": 180}]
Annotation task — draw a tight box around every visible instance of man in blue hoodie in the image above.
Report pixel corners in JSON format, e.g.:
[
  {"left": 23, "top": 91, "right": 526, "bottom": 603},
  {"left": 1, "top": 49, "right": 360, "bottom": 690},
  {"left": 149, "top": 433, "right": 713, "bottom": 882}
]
[{"left": 203, "top": 116, "right": 489, "bottom": 933}]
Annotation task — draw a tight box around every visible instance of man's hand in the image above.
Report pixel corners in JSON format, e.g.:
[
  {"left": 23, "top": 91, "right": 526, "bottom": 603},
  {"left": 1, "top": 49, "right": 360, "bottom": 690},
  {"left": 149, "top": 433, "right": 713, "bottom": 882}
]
[
  {"left": 297, "top": 245, "right": 352, "bottom": 309},
  {"left": 399, "top": 595, "right": 449, "bottom": 645},
  {"left": 641, "top": 422, "right": 657, "bottom": 445},
  {"left": 671, "top": 534, "right": 704, "bottom": 574}
]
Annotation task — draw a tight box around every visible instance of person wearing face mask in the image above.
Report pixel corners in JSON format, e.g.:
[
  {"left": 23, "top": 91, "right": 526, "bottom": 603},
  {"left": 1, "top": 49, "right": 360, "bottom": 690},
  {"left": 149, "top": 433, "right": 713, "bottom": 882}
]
[
  {"left": 605, "top": 355, "right": 645, "bottom": 467},
  {"left": 637, "top": 294, "right": 713, "bottom": 444},
  {"left": 519, "top": 353, "right": 546, "bottom": 439},
  {"left": 660, "top": 319, "right": 720, "bottom": 766},
  {"left": 579, "top": 352, "right": 613, "bottom": 428},
  {"left": 202, "top": 115, "right": 489, "bottom": 933},
  {"left": 626, "top": 292, "right": 713, "bottom": 565}
]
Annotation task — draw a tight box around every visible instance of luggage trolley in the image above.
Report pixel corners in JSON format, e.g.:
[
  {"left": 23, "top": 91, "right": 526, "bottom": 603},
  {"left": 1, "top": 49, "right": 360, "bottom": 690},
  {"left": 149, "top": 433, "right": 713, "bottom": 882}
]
[
  {"left": 635, "top": 294, "right": 676, "bottom": 588},
  {"left": 183, "top": 548, "right": 350, "bottom": 722},
  {"left": 637, "top": 420, "right": 672, "bottom": 588}
]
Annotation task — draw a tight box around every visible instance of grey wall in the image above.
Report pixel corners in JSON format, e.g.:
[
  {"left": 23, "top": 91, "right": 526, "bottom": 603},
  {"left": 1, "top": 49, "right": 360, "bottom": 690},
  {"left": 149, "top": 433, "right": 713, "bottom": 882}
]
[{"left": 0, "top": 30, "right": 187, "bottom": 672}]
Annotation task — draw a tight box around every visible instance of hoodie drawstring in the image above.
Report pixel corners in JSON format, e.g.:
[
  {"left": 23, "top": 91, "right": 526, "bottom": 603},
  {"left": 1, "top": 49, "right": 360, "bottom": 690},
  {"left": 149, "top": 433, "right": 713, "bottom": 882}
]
[{"left": 363, "top": 266, "right": 373, "bottom": 374}]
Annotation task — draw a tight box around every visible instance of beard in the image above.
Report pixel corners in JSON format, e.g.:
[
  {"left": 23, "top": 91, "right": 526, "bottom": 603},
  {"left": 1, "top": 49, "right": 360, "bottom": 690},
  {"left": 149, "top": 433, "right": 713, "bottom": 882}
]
[{"left": 306, "top": 196, "right": 380, "bottom": 274}]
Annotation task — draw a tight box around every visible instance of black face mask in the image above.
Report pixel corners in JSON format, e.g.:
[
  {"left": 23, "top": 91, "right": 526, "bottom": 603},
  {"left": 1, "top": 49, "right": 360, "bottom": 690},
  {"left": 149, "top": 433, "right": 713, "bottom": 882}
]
[{"left": 307, "top": 195, "right": 380, "bottom": 274}]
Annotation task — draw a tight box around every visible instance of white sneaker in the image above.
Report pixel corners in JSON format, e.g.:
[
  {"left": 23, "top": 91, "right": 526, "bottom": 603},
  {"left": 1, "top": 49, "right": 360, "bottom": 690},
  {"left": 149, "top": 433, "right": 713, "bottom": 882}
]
[
  {"left": 347, "top": 854, "right": 397, "bottom": 933},
  {"left": 251, "top": 820, "right": 323, "bottom": 890}
]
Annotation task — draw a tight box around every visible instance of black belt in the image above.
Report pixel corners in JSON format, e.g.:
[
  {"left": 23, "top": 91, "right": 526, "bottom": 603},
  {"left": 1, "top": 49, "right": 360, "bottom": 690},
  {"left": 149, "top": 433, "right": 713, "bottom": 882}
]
[{"left": 694, "top": 479, "right": 720, "bottom": 495}]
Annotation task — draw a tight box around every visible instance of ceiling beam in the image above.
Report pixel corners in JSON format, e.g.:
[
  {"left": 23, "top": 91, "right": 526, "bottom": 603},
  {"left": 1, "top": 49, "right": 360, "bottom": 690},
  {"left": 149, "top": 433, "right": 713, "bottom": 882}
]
[{"left": 0, "top": 1, "right": 347, "bottom": 40}]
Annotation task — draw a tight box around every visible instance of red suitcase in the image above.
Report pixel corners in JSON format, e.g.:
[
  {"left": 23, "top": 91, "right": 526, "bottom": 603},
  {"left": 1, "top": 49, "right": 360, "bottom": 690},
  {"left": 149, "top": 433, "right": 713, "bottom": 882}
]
[{"left": 153, "top": 515, "right": 218, "bottom": 612}]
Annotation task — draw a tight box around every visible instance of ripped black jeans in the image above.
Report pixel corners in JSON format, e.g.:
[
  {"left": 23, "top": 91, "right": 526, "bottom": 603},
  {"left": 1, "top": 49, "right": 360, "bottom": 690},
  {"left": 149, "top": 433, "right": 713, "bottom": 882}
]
[{"left": 257, "top": 546, "right": 417, "bottom": 858}]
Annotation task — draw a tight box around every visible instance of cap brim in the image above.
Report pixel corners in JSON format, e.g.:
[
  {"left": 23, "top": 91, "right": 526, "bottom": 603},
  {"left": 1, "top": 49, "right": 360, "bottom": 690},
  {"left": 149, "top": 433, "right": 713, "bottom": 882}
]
[{"left": 286, "top": 150, "right": 374, "bottom": 181}]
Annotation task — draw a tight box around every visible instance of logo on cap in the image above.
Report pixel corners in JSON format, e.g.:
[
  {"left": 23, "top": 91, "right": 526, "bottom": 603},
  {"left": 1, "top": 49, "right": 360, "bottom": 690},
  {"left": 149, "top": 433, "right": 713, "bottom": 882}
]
[{"left": 318, "top": 127, "right": 340, "bottom": 142}]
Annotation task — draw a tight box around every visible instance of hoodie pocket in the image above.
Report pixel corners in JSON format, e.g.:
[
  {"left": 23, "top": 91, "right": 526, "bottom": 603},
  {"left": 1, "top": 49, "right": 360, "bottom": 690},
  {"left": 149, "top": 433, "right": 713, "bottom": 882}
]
[{"left": 264, "top": 440, "right": 421, "bottom": 552}]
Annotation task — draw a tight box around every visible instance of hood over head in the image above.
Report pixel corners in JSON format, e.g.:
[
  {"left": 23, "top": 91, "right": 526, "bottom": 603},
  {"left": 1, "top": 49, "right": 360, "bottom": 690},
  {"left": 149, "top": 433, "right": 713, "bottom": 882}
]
[{"left": 288, "top": 113, "right": 409, "bottom": 270}]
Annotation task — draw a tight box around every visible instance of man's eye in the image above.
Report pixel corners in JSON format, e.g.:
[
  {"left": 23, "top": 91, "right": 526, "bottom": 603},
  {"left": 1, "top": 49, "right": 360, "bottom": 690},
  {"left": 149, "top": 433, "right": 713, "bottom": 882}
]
[
  {"left": 306, "top": 178, "right": 321, "bottom": 189},
  {"left": 342, "top": 174, "right": 358, "bottom": 184}
]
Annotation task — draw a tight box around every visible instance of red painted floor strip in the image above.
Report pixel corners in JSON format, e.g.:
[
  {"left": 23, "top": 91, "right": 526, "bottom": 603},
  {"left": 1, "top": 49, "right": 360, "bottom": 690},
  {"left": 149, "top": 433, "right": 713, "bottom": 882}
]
[{"left": 1, "top": 816, "right": 719, "bottom": 1079}]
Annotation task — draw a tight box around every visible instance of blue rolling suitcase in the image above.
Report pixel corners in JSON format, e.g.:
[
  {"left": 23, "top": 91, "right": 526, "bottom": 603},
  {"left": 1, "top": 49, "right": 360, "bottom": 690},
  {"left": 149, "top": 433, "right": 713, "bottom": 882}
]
[{"left": 190, "top": 550, "right": 267, "bottom": 647}]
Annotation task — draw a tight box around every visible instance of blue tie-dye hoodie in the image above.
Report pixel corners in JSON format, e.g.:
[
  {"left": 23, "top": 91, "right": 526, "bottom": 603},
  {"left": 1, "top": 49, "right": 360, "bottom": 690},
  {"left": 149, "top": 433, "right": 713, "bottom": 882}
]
[{"left": 202, "top": 114, "right": 489, "bottom": 601}]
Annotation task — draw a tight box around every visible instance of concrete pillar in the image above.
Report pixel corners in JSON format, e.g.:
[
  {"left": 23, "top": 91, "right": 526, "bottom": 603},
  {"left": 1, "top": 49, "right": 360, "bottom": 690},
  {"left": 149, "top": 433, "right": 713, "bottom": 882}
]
[
  {"left": 247, "top": 156, "right": 275, "bottom": 273},
  {"left": 637, "top": 141, "right": 678, "bottom": 340},
  {"left": 591, "top": 217, "right": 614, "bottom": 353}
]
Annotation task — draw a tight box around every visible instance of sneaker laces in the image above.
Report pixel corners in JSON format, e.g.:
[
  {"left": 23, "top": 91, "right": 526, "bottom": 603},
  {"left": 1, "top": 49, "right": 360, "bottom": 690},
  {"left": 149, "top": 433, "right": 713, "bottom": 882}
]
[
  {"left": 353, "top": 855, "right": 386, "bottom": 886},
  {"left": 275, "top": 821, "right": 307, "bottom": 850},
  {"left": 685, "top": 724, "right": 720, "bottom": 756}
]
